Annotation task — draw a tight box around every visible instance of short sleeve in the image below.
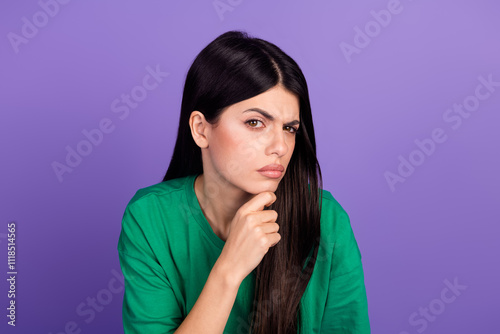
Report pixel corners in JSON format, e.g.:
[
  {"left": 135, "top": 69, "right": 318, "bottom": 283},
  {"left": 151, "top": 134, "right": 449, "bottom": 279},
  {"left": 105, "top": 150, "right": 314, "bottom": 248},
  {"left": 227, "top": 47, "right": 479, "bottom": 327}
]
[
  {"left": 117, "top": 202, "right": 184, "bottom": 333},
  {"left": 320, "top": 207, "right": 370, "bottom": 333}
]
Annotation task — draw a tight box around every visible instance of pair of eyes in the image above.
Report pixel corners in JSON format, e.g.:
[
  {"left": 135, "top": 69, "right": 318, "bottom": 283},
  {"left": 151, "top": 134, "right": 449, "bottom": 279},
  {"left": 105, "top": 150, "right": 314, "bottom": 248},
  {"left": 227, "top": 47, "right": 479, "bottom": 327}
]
[{"left": 246, "top": 119, "right": 299, "bottom": 134}]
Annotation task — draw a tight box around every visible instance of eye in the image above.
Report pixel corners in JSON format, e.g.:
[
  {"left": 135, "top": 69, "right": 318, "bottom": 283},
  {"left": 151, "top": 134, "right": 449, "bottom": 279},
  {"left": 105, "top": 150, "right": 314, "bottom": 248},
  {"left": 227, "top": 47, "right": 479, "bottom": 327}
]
[
  {"left": 246, "top": 119, "right": 264, "bottom": 129},
  {"left": 284, "top": 126, "right": 299, "bottom": 134}
]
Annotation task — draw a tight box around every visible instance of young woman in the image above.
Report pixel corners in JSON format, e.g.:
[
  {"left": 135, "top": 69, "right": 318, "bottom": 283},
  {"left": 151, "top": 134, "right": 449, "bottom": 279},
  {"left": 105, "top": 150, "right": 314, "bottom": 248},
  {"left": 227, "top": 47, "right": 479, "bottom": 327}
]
[{"left": 117, "top": 30, "right": 370, "bottom": 333}]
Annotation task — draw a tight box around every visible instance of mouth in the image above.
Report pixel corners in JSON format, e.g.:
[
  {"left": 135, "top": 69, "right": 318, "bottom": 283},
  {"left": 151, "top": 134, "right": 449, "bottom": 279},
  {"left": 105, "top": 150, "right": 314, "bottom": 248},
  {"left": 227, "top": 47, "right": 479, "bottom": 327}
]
[{"left": 257, "top": 164, "right": 284, "bottom": 179}]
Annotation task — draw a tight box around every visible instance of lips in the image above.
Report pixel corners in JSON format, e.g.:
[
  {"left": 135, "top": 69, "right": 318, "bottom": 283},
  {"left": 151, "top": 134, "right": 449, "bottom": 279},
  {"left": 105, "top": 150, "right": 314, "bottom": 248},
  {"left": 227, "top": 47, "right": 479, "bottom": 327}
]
[{"left": 258, "top": 164, "right": 284, "bottom": 172}]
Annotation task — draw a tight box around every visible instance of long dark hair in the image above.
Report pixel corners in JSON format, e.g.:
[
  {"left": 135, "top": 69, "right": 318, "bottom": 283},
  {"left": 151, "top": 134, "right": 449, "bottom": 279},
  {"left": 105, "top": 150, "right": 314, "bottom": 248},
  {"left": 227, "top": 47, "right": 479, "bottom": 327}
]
[{"left": 162, "top": 30, "right": 323, "bottom": 333}]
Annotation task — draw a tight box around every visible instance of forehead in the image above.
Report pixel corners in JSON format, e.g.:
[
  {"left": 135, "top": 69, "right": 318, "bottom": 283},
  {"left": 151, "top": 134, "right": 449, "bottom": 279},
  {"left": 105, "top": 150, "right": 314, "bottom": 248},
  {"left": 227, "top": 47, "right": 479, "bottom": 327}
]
[{"left": 225, "top": 86, "right": 300, "bottom": 119}]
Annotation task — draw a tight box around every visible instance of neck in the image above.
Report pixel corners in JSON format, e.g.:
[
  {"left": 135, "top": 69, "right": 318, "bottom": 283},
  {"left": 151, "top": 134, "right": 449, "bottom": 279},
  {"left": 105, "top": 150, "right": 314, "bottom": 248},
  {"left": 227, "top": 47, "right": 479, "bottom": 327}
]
[{"left": 194, "top": 173, "right": 252, "bottom": 241}]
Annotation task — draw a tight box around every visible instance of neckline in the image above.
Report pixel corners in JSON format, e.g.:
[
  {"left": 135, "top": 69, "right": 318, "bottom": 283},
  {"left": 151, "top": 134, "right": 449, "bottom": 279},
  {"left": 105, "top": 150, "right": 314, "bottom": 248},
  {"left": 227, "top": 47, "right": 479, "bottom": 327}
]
[{"left": 186, "top": 173, "right": 226, "bottom": 250}]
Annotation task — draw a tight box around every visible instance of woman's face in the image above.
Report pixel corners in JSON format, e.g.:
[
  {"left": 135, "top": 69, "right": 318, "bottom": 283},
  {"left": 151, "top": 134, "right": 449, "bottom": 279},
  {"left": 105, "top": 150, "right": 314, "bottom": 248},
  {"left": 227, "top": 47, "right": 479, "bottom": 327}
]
[{"left": 201, "top": 85, "right": 300, "bottom": 195}]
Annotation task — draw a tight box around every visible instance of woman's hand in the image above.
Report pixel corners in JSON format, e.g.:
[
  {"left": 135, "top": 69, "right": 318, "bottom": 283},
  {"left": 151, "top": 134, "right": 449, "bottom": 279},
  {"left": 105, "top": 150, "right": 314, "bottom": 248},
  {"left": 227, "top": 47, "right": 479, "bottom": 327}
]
[{"left": 215, "top": 192, "right": 281, "bottom": 285}]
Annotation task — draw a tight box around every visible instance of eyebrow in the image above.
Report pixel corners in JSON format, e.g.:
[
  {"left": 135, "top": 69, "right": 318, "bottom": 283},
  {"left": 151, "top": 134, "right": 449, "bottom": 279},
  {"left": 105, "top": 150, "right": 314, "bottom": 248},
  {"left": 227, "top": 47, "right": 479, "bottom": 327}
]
[{"left": 242, "top": 108, "right": 300, "bottom": 127}]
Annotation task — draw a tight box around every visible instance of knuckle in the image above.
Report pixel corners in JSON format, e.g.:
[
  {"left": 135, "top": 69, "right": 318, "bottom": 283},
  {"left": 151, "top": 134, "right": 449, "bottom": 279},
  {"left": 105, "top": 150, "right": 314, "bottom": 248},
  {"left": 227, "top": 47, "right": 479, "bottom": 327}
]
[
  {"left": 261, "top": 237, "right": 268, "bottom": 246},
  {"left": 245, "top": 213, "right": 255, "bottom": 224}
]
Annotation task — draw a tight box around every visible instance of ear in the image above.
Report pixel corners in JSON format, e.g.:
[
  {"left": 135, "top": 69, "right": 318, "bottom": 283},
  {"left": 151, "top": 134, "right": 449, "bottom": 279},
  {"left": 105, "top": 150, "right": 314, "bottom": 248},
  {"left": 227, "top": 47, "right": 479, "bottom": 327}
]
[{"left": 189, "top": 111, "right": 210, "bottom": 149}]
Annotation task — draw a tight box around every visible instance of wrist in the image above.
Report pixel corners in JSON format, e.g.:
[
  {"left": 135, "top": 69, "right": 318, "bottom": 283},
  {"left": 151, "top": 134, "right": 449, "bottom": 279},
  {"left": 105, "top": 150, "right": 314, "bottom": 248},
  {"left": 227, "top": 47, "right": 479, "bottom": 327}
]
[{"left": 212, "top": 259, "right": 242, "bottom": 290}]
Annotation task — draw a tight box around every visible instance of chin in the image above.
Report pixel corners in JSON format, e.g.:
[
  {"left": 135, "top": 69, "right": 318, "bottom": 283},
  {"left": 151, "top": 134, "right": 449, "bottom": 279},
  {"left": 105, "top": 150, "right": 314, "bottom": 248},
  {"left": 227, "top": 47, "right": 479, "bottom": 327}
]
[
  {"left": 256, "top": 181, "right": 281, "bottom": 193},
  {"left": 239, "top": 182, "right": 277, "bottom": 195}
]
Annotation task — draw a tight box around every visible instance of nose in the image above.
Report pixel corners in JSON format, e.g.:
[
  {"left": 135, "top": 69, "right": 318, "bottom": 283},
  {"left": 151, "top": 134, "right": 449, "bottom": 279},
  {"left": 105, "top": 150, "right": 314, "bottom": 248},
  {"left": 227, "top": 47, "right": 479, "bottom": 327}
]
[{"left": 266, "top": 127, "right": 289, "bottom": 157}]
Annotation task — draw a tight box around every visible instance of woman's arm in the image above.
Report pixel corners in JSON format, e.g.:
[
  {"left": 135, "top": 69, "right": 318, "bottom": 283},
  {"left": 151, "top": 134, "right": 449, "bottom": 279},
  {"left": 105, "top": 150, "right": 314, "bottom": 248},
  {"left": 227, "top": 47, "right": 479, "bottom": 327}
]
[
  {"left": 119, "top": 244, "right": 242, "bottom": 334},
  {"left": 319, "top": 203, "right": 370, "bottom": 333},
  {"left": 174, "top": 259, "right": 241, "bottom": 334},
  {"left": 320, "top": 264, "right": 370, "bottom": 333},
  {"left": 118, "top": 202, "right": 243, "bottom": 333}
]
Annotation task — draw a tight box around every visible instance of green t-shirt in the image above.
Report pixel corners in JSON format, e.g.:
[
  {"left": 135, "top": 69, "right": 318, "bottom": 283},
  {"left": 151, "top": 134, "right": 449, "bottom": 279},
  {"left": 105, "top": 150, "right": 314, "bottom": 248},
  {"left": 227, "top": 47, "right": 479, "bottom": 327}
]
[{"left": 117, "top": 173, "right": 370, "bottom": 333}]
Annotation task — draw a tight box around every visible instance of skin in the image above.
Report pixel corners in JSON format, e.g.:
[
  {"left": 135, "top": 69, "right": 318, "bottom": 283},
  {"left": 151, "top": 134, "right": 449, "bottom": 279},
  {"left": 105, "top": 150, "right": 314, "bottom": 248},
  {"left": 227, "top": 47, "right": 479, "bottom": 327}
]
[{"left": 189, "top": 84, "right": 300, "bottom": 242}]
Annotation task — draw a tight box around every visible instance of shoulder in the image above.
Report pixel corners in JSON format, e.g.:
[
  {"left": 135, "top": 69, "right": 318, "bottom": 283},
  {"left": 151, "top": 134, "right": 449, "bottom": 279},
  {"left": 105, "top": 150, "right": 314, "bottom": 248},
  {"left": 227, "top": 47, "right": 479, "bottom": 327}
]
[
  {"left": 318, "top": 188, "right": 356, "bottom": 248},
  {"left": 118, "top": 176, "right": 193, "bottom": 246},
  {"left": 122, "top": 176, "right": 193, "bottom": 219},
  {"left": 118, "top": 177, "right": 193, "bottom": 263},
  {"left": 318, "top": 188, "right": 363, "bottom": 274},
  {"left": 127, "top": 176, "right": 190, "bottom": 207},
  {"left": 319, "top": 188, "right": 350, "bottom": 223}
]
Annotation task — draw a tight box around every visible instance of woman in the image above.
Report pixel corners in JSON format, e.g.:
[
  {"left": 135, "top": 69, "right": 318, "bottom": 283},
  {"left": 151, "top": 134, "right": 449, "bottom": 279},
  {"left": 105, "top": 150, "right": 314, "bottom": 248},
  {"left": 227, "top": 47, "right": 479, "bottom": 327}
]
[{"left": 117, "top": 30, "right": 370, "bottom": 333}]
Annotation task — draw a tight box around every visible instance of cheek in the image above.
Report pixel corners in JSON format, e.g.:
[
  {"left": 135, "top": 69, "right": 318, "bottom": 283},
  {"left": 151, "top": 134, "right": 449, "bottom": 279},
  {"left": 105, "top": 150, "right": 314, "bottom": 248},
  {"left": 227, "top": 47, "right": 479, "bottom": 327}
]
[
  {"left": 282, "top": 136, "right": 297, "bottom": 164},
  {"left": 212, "top": 126, "right": 256, "bottom": 171},
  {"left": 287, "top": 135, "right": 296, "bottom": 148},
  {"left": 229, "top": 135, "right": 260, "bottom": 164}
]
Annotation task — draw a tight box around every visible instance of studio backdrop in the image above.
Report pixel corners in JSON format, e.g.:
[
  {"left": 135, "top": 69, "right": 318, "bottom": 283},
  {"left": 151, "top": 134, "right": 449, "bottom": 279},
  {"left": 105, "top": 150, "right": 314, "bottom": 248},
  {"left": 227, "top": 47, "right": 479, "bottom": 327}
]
[{"left": 1, "top": 0, "right": 498, "bottom": 333}]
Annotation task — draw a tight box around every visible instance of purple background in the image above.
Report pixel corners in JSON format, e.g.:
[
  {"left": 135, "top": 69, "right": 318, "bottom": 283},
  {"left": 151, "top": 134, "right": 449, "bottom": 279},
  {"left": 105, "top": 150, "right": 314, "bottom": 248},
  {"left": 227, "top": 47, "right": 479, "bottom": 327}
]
[{"left": 1, "top": 0, "right": 499, "bottom": 333}]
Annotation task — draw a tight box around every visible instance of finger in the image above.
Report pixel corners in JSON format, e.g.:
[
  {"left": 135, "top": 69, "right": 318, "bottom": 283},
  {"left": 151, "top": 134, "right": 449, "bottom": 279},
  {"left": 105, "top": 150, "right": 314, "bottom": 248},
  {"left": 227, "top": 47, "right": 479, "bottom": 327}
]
[
  {"left": 241, "top": 192, "right": 276, "bottom": 213},
  {"left": 258, "top": 222, "right": 280, "bottom": 234},
  {"left": 255, "top": 210, "right": 278, "bottom": 225},
  {"left": 269, "top": 233, "right": 281, "bottom": 247}
]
